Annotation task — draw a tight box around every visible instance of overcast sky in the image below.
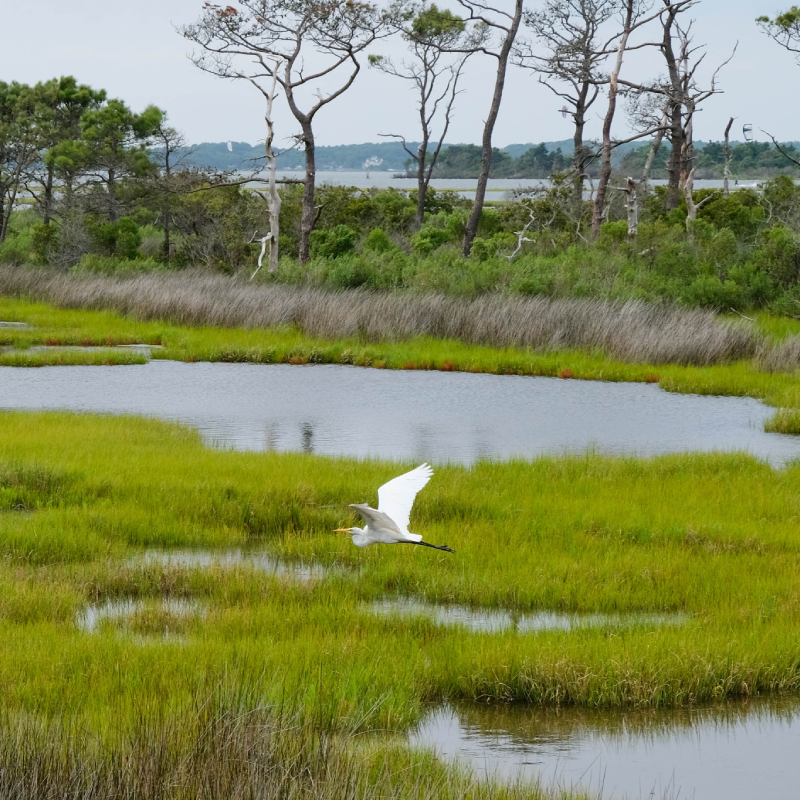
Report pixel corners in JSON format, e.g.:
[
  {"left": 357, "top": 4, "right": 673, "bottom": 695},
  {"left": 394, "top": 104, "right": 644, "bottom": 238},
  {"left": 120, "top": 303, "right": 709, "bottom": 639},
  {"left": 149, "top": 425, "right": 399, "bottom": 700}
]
[{"left": 1, "top": 0, "right": 796, "bottom": 149}]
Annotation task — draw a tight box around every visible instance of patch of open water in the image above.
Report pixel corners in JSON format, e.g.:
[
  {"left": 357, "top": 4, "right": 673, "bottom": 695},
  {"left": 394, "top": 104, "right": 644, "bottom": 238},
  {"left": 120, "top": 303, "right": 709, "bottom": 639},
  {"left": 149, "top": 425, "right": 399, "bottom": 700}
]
[
  {"left": 2, "top": 361, "right": 800, "bottom": 465},
  {"left": 77, "top": 597, "right": 204, "bottom": 634},
  {"left": 134, "top": 548, "right": 332, "bottom": 580},
  {"left": 411, "top": 699, "right": 800, "bottom": 800},
  {"left": 371, "top": 598, "right": 686, "bottom": 633}
]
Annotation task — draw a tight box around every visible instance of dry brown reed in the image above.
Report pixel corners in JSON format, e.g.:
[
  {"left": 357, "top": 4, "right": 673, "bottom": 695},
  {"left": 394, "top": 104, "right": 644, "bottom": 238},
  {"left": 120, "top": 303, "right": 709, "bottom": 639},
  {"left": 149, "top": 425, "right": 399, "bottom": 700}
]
[
  {"left": 0, "top": 267, "right": 759, "bottom": 366},
  {"left": 759, "top": 333, "right": 800, "bottom": 373}
]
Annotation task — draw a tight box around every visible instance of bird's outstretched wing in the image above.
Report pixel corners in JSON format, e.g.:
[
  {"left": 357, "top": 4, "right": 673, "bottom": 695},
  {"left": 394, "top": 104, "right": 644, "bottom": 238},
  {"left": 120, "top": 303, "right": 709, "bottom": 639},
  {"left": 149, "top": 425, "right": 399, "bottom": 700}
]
[
  {"left": 349, "top": 503, "right": 400, "bottom": 532},
  {"left": 377, "top": 463, "right": 433, "bottom": 535},
  {"left": 349, "top": 504, "right": 422, "bottom": 543}
]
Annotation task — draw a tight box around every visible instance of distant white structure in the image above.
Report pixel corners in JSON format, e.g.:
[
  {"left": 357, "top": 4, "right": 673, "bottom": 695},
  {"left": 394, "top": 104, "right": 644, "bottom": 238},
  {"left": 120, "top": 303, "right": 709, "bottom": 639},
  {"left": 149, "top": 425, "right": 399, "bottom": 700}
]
[{"left": 227, "top": 140, "right": 233, "bottom": 151}]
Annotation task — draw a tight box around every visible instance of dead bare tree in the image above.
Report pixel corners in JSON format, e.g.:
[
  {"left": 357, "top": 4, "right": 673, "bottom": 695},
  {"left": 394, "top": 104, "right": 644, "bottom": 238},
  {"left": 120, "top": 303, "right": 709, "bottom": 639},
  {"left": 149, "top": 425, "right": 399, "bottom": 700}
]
[
  {"left": 371, "top": 2, "right": 483, "bottom": 227},
  {"left": 515, "top": 0, "right": 619, "bottom": 213},
  {"left": 249, "top": 60, "right": 285, "bottom": 275},
  {"left": 610, "top": 175, "right": 639, "bottom": 235},
  {"left": 591, "top": 0, "right": 677, "bottom": 238},
  {"left": 451, "top": 0, "right": 525, "bottom": 257},
  {"left": 722, "top": 115, "right": 734, "bottom": 196},
  {"left": 622, "top": 14, "right": 735, "bottom": 222},
  {"left": 180, "top": 0, "right": 387, "bottom": 265}
]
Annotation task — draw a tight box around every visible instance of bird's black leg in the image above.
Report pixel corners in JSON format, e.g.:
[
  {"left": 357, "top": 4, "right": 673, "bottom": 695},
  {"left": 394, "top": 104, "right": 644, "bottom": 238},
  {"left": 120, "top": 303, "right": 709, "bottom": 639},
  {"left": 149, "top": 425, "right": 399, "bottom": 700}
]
[{"left": 413, "top": 541, "right": 455, "bottom": 554}]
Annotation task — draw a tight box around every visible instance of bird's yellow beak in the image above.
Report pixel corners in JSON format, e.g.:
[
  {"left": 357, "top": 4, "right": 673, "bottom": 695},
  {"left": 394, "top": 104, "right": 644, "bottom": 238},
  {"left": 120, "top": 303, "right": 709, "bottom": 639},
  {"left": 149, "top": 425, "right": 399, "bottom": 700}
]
[{"left": 333, "top": 528, "right": 351, "bottom": 532}]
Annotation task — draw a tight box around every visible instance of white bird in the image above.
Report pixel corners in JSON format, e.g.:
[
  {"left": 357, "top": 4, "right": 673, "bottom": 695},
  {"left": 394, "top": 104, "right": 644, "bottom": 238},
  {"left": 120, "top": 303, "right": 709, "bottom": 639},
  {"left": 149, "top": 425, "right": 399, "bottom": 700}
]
[{"left": 334, "top": 463, "right": 454, "bottom": 553}]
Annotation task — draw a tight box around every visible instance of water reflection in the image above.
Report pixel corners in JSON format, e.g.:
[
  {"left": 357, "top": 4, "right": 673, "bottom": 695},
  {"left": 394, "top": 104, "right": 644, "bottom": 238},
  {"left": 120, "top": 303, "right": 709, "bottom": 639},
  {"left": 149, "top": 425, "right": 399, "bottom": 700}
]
[
  {"left": 133, "top": 548, "right": 331, "bottom": 580},
  {"left": 371, "top": 598, "right": 686, "bottom": 633},
  {"left": 411, "top": 699, "right": 800, "bottom": 800},
  {"left": 2, "top": 361, "right": 800, "bottom": 465},
  {"left": 77, "top": 596, "right": 204, "bottom": 634},
  {"left": 301, "top": 421, "right": 315, "bottom": 453}
]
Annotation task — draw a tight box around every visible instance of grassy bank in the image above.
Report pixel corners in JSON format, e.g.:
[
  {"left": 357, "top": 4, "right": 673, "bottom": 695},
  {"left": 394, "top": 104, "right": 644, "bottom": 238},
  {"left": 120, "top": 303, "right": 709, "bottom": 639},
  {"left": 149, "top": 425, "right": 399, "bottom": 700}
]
[{"left": 5, "top": 290, "right": 800, "bottom": 431}]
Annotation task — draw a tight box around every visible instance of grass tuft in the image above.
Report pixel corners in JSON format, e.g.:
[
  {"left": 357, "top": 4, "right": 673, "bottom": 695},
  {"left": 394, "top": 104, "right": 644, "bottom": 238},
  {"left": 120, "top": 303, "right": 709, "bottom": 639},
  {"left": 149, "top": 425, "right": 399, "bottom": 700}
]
[{"left": 765, "top": 408, "right": 800, "bottom": 435}]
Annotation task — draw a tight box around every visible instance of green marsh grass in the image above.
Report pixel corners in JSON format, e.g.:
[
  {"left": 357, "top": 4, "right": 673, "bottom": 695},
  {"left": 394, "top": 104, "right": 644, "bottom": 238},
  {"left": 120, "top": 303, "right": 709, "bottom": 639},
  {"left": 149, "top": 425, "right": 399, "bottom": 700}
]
[
  {"left": 2, "top": 412, "right": 800, "bottom": 715},
  {"left": 1, "top": 410, "right": 799, "bottom": 794}
]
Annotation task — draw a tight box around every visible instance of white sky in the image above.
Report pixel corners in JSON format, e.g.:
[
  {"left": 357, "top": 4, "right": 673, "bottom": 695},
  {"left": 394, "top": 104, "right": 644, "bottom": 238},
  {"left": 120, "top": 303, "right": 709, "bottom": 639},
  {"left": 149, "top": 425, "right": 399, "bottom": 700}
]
[{"left": 1, "top": 0, "right": 796, "bottom": 148}]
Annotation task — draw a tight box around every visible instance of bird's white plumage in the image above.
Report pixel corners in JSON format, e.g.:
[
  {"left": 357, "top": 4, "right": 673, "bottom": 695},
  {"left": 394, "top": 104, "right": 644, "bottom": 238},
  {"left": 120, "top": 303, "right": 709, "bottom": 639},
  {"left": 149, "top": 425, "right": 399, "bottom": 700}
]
[
  {"left": 339, "top": 463, "right": 452, "bottom": 552},
  {"left": 377, "top": 463, "right": 433, "bottom": 535}
]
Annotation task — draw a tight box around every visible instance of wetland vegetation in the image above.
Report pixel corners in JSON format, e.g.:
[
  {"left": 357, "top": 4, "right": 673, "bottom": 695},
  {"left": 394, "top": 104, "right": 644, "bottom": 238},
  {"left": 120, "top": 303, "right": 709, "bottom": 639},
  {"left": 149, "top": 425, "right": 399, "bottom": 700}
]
[
  {"left": 2, "top": 410, "right": 800, "bottom": 795},
  {"left": 2, "top": 4, "right": 800, "bottom": 795}
]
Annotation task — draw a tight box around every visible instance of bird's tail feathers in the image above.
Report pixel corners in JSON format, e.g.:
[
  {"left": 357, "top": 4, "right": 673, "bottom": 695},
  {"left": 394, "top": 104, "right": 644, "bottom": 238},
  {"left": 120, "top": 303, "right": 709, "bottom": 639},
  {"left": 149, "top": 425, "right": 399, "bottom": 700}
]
[{"left": 405, "top": 532, "right": 423, "bottom": 543}]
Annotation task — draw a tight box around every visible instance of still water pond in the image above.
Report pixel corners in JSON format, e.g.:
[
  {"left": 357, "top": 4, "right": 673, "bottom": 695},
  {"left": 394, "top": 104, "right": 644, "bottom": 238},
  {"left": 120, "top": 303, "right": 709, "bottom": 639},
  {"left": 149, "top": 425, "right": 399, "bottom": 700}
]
[
  {"left": 371, "top": 598, "right": 686, "bottom": 633},
  {"left": 1, "top": 361, "right": 799, "bottom": 464},
  {"left": 411, "top": 699, "right": 800, "bottom": 800}
]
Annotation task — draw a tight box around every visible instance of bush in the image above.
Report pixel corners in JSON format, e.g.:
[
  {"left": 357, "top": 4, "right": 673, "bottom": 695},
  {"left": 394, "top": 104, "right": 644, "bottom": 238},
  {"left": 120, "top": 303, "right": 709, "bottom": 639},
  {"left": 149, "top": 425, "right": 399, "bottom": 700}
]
[
  {"left": 309, "top": 224, "right": 357, "bottom": 258},
  {"left": 755, "top": 226, "right": 800, "bottom": 287},
  {"left": 0, "top": 230, "right": 34, "bottom": 266},
  {"left": 90, "top": 217, "right": 142, "bottom": 260},
  {"left": 411, "top": 226, "right": 454, "bottom": 255},
  {"left": 362, "top": 228, "right": 395, "bottom": 254}
]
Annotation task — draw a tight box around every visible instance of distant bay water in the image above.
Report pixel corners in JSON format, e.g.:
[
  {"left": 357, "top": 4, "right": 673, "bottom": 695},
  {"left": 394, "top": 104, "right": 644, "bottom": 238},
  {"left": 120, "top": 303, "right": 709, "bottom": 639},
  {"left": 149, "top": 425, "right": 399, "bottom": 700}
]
[{"left": 242, "top": 171, "right": 767, "bottom": 200}]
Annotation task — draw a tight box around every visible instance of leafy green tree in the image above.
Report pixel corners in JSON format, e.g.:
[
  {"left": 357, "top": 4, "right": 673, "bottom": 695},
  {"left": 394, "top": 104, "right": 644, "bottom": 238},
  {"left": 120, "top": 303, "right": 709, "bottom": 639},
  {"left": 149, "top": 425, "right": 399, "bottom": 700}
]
[
  {"left": 78, "top": 99, "right": 163, "bottom": 220},
  {"left": 24, "top": 77, "right": 106, "bottom": 223},
  {"left": 0, "top": 82, "right": 39, "bottom": 244}
]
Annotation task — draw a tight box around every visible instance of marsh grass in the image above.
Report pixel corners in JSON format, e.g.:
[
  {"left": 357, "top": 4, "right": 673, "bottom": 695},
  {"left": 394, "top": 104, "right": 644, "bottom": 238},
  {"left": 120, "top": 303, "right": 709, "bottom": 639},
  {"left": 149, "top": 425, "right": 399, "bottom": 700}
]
[
  {"left": 0, "top": 267, "right": 758, "bottom": 366},
  {"left": 0, "top": 696, "right": 574, "bottom": 800},
  {"left": 759, "top": 332, "right": 800, "bottom": 373},
  {"left": 1, "top": 411, "right": 800, "bottom": 794},
  {"left": 765, "top": 408, "right": 800, "bottom": 435},
  {"left": 1, "top": 412, "right": 800, "bottom": 715},
  {"left": 0, "top": 347, "right": 147, "bottom": 367}
]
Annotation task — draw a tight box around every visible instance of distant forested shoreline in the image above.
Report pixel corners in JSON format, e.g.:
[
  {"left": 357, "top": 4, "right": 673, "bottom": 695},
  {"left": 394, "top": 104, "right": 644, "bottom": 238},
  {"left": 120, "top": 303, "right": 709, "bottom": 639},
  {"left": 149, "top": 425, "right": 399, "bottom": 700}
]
[{"left": 168, "top": 139, "right": 800, "bottom": 180}]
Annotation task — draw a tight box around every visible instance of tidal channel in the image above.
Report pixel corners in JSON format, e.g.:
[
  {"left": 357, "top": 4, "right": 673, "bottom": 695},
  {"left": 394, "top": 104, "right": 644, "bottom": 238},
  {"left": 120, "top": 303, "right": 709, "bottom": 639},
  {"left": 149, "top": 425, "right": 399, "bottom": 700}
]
[
  {"left": 1, "top": 361, "right": 799, "bottom": 465},
  {"left": 411, "top": 699, "right": 800, "bottom": 800}
]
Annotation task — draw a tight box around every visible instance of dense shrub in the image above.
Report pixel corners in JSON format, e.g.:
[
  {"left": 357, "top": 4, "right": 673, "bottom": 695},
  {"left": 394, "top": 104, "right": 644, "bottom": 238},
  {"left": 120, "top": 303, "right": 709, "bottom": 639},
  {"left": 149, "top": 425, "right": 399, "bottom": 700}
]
[
  {"left": 90, "top": 217, "right": 142, "bottom": 260},
  {"left": 309, "top": 224, "right": 358, "bottom": 258}
]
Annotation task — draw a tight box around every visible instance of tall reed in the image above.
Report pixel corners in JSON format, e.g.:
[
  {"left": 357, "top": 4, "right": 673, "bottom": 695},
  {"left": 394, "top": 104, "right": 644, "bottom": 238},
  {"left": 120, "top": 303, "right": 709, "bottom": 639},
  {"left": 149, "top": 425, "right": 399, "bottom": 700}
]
[
  {"left": 0, "top": 267, "right": 758, "bottom": 366},
  {"left": 0, "top": 698, "right": 563, "bottom": 800}
]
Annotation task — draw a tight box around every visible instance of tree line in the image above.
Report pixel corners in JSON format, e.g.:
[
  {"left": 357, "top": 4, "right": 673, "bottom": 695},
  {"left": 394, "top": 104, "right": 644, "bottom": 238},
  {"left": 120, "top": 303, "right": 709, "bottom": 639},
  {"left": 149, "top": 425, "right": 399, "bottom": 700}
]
[{"left": 1, "top": 1, "right": 799, "bottom": 273}]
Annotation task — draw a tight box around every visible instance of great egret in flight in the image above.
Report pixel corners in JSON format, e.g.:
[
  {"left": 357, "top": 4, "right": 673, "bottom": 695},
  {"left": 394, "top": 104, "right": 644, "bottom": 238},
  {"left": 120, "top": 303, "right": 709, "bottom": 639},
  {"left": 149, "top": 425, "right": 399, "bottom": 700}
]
[{"left": 335, "top": 464, "right": 454, "bottom": 552}]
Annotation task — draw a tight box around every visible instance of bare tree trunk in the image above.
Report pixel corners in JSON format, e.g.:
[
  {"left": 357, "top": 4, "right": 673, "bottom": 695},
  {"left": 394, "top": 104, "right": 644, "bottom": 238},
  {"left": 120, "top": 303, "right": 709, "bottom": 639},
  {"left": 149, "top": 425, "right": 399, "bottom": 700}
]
[
  {"left": 591, "top": 0, "right": 634, "bottom": 239},
  {"left": 299, "top": 121, "right": 316, "bottom": 265},
  {"left": 416, "top": 139, "right": 428, "bottom": 226},
  {"left": 43, "top": 165, "right": 54, "bottom": 226},
  {"left": 723, "top": 116, "right": 734, "bottom": 197},
  {"left": 683, "top": 165, "right": 698, "bottom": 230},
  {"left": 625, "top": 176, "right": 638, "bottom": 236},
  {"left": 665, "top": 102, "right": 683, "bottom": 211},
  {"left": 264, "top": 68, "right": 282, "bottom": 273},
  {"left": 107, "top": 167, "right": 117, "bottom": 222},
  {"left": 572, "top": 83, "right": 590, "bottom": 213},
  {"left": 462, "top": 0, "right": 524, "bottom": 257}
]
